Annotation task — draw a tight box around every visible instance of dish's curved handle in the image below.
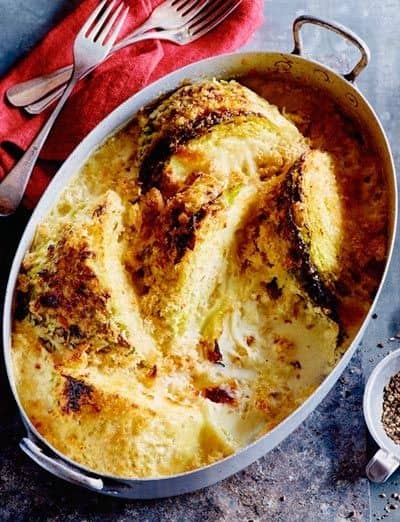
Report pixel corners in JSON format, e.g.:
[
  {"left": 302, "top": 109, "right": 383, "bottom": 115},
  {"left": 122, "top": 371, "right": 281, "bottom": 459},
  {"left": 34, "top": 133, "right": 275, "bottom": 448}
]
[
  {"left": 366, "top": 448, "right": 400, "bottom": 483},
  {"left": 20, "top": 437, "right": 104, "bottom": 491},
  {"left": 292, "top": 14, "right": 370, "bottom": 82},
  {"left": 20, "top": 436, "right": 133, "bottom": 496}
]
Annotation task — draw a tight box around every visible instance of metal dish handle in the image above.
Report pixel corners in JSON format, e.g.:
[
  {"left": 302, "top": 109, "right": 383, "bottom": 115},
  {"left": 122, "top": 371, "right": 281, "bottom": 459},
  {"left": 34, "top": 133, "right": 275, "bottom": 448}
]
[
  {"left": 366, "top": 448, "right": 400, "bottom": 483},
  {"left": 292, "top": 14, "right": 370, "bottom": 82},
  {"left": 20, "top": 437, "right": 136, "bottom": 496},
  {"left": 20, "top": 437, "right": 104, "bottom": 491}
]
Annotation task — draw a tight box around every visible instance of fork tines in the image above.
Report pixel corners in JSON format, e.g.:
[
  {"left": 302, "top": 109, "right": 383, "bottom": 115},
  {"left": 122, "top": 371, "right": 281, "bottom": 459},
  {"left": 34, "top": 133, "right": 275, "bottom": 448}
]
[
  {"left": 83, "top": 0, "right": 129, "bottom": 45},
  {"left": 189, "top": 0, "right": 243, "bottom": 38}
]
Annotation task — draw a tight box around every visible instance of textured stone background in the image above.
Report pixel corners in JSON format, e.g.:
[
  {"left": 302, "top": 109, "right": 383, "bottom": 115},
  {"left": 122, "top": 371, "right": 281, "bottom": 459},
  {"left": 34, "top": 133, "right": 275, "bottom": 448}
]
[{"left": 1, "top": 1, "right": 400, "bottom": 520}]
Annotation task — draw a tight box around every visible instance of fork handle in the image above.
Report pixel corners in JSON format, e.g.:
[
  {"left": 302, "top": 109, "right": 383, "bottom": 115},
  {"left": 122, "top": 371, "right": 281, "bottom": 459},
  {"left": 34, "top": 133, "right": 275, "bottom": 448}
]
[
  {"left": 24, "top": 31, "right": 172, "bottom": 114},
  {"left": 0, "top": 78, "right": 77, "bottom": 216},
  {"left": 25, "top": 31, "right": 173, "bottom": 114},
  {"left": 7, "top": 27, "right": 164, "bottom": 110},
  {"left": 6, "top": 65, "right": 73, "bottom": 107}
]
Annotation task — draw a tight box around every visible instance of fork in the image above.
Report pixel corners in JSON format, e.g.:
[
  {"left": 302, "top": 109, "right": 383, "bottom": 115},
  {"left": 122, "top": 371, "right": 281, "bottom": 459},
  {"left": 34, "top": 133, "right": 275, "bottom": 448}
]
[
  {"left": 8, "top": 0, "right": 242, "bottom": 114},
  {"left": 6, "top": 0, "right": 213, "bottom": 109},
  {"left": 0, "top": 0, "right": 128, "bottom": 216}
]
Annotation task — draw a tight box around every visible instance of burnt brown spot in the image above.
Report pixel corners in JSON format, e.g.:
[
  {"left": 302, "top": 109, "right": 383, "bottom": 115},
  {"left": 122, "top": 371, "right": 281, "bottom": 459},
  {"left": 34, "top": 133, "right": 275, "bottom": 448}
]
[
  {"left": 169, "top": 206, "right": 207, "bottom": 263},
  {"left": 62, "top": 375, "right": 95, "bottom": 413},
  {"left": 39, "top": 293, "right": 60, "bottom": 308},
  {"left": 257, "top": 212, "right": 269, "bottom": 222},
  {"left": 263, "top": 277, "right": 282, "bottom": 300},
  {"left": 92, "top": 204, "right": 106, "bottom": 218},
  {"left": 269, "top": 391, "right": 281, "bottom": 399},
  {"left": 364, "top": 258, "right": 385, "bottom": 279},
  {"left": 117, "top": 334, "right": 130, "bottom": 348},
  {"left": 38, "top": 269, "right": 51, "bottom": 281},
  {"left": 290, "top": 360, "right": 302, "bottom": 370},
  {"left": 206, "top": 340, "right": 223, "bottom": 363},
  {"left": 148, "top": 365, "right": 157, "bottom": 378},
  {"left": 350, "top": 269, "right": 361, "bottom": 284},
  {"left": 55, "top": 327, "right": 68, "bottom": 340},
  {"left": 335, "top": 280, "right": 351, "bottom": 297},
  {"left": 39, "top": 337, "right": 55, "bottom": 353},
  {"left": 246, "top": 335, "right": 255, "bottom": 346},
  {"left": 14, "top": 288, "right": 31, "bottom": 321},
  {"left": 140, "top": 188, "right": 165, "bottom": 240},
  {"left": 128, "top": 266, "right": 150, "bottom": 296},
  {"left": 204, "top": 386, "right": 236, "bottom": 405},
  {"left": 69, "top": 324, "right": 83, "bottom": 338}
]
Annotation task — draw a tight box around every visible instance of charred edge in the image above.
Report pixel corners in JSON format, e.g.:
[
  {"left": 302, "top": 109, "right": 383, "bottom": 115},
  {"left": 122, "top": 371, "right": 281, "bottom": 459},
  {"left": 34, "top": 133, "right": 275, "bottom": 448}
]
[
  {"left": 207, "top": 340, "right": 223, "bottom": 364},
  {"left": 139, "top": 109, "right": 262, "bottom": 193},
  {"left": 39, "top": 337, "right": 56, "bottom": 353},
  {"left": 263, "top": 277, "right": 282, "bottom": 300},
  {"left": 14, "top": 288, "right": 32, "bottom": 321},
  {"left": 147, "top": 365, "right": 157, "bottom": 378},
  {"left": 38, "top": 269, "right": 51, "bottom": 280},
  {"left": 204, "top": 387, "right": 236, "bottom": 405},
  {"left": 69, "top": 324, "right": 83, "bottom": 338},
  {"left": 62, "top": 375, "right": 94, "bottom": 414},
  {"left": 92, "top": 204, "right": 106, "bottom": 218},
  {"left": 117, "top": 334, "right": 130, "bottom": 348},
  {"left": 169, "top": 207, "right": 207, "bottom": 264},
  {"left": 284, "top": 156, "right": 341, "bottom": 329},
  {"left": 39, "top": 292, "right": 60, "bottom": 308},
  {"left": 246, "top": 335, "right": 255, "bottom": 347}
]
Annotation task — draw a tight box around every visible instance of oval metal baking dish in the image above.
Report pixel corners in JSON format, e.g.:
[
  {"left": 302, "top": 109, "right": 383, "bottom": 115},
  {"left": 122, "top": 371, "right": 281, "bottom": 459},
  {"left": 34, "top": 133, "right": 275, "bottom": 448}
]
[{"left": 3, "top": 15, "right": 398, "bottom": 498}]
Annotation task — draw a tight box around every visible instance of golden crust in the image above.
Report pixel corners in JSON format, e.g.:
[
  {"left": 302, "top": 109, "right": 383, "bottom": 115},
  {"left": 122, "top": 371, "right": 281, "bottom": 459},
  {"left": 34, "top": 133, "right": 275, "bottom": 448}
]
[{"left": 12, "top": 79, "right": 388, "bottom": 478}]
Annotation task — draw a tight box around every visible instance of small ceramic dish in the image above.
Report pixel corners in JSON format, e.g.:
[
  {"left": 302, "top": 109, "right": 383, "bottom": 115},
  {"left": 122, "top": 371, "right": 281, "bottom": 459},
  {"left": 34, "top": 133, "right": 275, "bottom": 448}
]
[{"left": 364, "top": 348, "right": 400, "bottom": 482}]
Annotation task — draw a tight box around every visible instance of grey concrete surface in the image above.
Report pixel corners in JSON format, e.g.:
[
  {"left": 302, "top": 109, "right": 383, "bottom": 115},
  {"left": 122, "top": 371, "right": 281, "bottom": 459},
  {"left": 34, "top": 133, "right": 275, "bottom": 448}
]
[{"left": 1, "top": 1, "right": 399, "bottom": 520}]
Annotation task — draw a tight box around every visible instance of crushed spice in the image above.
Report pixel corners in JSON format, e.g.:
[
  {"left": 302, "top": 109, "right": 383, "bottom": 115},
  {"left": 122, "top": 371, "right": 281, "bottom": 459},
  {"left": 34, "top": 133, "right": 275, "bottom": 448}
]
[{"left": 382, "top": 371, "right": 400, "bottom": 444}]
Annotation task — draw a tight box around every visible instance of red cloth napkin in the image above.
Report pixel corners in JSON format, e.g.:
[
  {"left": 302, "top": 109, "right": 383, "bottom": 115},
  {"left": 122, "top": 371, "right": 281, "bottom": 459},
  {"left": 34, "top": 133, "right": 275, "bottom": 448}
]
[{"left": 0, "top": 0, "right": 263, "bottom": 208}]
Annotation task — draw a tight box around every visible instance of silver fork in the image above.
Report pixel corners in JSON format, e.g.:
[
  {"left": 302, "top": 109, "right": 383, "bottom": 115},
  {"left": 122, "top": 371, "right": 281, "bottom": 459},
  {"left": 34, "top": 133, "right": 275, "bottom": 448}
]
[
  {"left": 0, "top": 0, "right": 129, "bottom": 216},
  {"left": 6, "top": 0, "right": 213, "bottom": 109},
  {"left": 8, "top": 0, "right": 242, "bottom": 114}
]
